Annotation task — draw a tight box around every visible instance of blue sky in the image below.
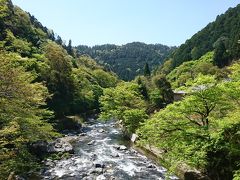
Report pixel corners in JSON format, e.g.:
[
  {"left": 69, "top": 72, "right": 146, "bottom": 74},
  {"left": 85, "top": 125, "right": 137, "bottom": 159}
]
[{"left": 12, "top": 0, "right": 240, "bottom": 46}]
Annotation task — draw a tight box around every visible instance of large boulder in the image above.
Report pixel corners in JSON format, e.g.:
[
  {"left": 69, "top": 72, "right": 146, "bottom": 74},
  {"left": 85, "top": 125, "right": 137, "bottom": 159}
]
[
  {"left": 29, "top": 140, "right": 49, "bottom": 157},
  {"left": 29, "top": 137, "right": 75, "bottom": 158},
  {"left": 47, "top": 138, "right": 74, "bottom": 154},
  {"left": 184, "top": 171, "right": 210, "bottom": 180}
]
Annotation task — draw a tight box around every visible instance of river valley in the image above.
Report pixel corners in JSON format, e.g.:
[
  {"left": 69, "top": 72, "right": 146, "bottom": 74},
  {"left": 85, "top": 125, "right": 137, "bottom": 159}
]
[{"left": 40, "top": 119, "right": 178, "bottom": 180}]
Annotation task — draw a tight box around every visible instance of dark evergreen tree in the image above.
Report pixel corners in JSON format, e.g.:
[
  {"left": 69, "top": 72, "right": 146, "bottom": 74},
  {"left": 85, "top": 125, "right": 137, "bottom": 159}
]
[
  {"left": 55, "top": 35, "right": 63, "bottom": 45},
  {"left": 153, "top": 75, "right": 174, "bottom": 105},
  {"left": 137, "top": 77, "right": 149, "bottom": 100},
  {"left": 213, "top": 38, "right": 230, "bottom": 68},
  {"left": 67, "top": 39, "right": 74, "bottom": 56},
  {"left": 144, "top": 63, "right": 151, "bottom": 76}
]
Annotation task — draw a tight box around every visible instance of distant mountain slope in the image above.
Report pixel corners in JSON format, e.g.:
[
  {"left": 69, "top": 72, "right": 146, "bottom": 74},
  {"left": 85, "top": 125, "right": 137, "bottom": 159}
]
[
  {"left": 171, "top": 4, "right": 240, "bottom": 68},
  {"left": 76, "top": 42, "right": 176, "bottom": 81}
]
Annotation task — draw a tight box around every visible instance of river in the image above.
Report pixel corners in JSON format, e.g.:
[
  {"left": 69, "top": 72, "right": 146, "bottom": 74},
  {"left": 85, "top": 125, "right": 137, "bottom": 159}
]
[{"left": 41, "top": 119, "right": 178, "bottom": 180}]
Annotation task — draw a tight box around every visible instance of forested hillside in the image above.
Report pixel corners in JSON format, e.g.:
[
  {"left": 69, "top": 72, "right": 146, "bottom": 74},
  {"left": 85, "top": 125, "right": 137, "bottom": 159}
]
[
  {"left": 99, "top": 4, "right": 240, "bottom": 180},
  {"left": 76, "top": 42, "right": 176, "bottom": 81},
  {"left": 169, "top": 4, "right": 240, "bottom": 69},
  {"left": 0, "top": 0, "right": 118, "bottom": 178}
]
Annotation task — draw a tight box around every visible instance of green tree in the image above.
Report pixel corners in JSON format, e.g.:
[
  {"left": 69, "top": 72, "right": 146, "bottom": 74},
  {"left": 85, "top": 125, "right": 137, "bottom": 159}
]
[
  {"left": 0, "top": 51, "right": 57, "bottom": 178},
  {"left": 92, "top": 69, "right": 118, "bottom": 88},
  {"left": 42, "top": 41, "right": 74, "bottom": 116},
  {"left": 55, "top": 35, "right": 63, "bottom": 45},
  {"left": 99, "top": 82, "right": 147, "bottom": 132},
  {"left": 136, "top": 77, "right": 149, "bottom": 100},
  {"left": 152, "top": 74, "right": 173, "bottom": 105},
  {"left": 213, "top": 38, "right": 230, "bottom": 68},
  {"left": 0, "top": 0, "right": 13, "bottom": 34},
  {"left": 144, "top": 62, "right": 151, "bottom": 76},
  {"left": 138, "top": 73, "right": 240, "bottom": 179},
  {"left": 67, "top": 39, "right": 74, "bottom": 56}
]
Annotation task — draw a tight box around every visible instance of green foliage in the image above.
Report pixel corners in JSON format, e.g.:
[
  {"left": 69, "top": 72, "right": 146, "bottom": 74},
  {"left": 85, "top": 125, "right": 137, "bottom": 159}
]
[
  {"left": 0, "top": 1, "right": 121, "bottom": 178},
  {"left": 99, "top": 82, "right": 147, "bottom": 132},
  {"left": 156, "top": 59, "right": 173, "bottom": 75},
  {"left": 123, "top": 109, "right": 148, "bottom": 133},
  {"left": 71, "top": 67, "right": 97, "bottom": 113},
  {"left": 152, "top": 74, "right": 173, "bottom": 105},
  {"left": 77, "top": 42, "right": 176, "bottom": 81},
  {"left": 138, "top": 71, "right": 240, "bottom": 179},
  {"left": 67, "top": 39, "right": 74, "bottom": 57},
  {"left": 149, "top": 89, "right": 163, "bottom": 108},
  {"left": 0, "top": 51, "right": 57, "bottom": 178},
  {"left": 70, "top": 55, "right": 118, "bottom": 114},
  {"left": 213, "top": 37, "right": 230, "bottom": 68},
  {"left": 0, "top": 0, "right": 11, "bottom": 19},
  {"left": 171, "top": 5, "right": 240, "bottom": 68},
  {"left": 229, "top": 60, "right": 240, "bottom": 81},
  {"left": 75, "top": 55, "right": 102, "bottom": 69},
  {"left": 167, "top": 52, "right": 218, "bottom": 89},
  {"left": 92, "top": 69, "right": 118, "bottom": 88},
  {"left": 144, "top": 63, "right": 151, "bottom": 76},
  {"left": 234, "top": 169, "right": 240, "bottom": 180},
  {"left": 41, "top": 41, "right": 74, "bottom": 116},
  {"left": 3, "top": 29, "right": 33, "bottom": 56},
  {"left": 136, "top": 77, "right": 149, "bottom": 100}
]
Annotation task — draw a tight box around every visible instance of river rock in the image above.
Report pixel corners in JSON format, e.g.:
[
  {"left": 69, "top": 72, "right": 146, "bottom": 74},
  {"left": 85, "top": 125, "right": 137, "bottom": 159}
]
[
  {"left": 96, "top": 174, "right": 107, "bottom": 180},
  {"left": 90, "top": 168, "right": 103, "bottom": 175},
  {"left": 111, "top": 152, "right": 120, "bottom": 158},
  {"left": 61, "top": 136, "right": 79, "bottom": 143},
  {"left": 47, "top": 138, "right": 74, "bottom": 153},
  {"left": 98, "top": 129, "right": 105, "bottom": 133},
  {"left": 147, "top": 164, "right": 156, "bottom": 168},
  {"left": 88, "top": 140, "right": 95, "bottom": 145},
  {"left": 113, "top": 145, "right": 127, "bottom": 150},
  {"left": 79, "top": 133, "right": 87, "bottom": 136},
  {"left": 95, "top": 162, "right": 105, "bottom": 168},
  {"left": 130, "top": 133, "right": 138, "bottom": 143},
  {"left": 83, "top": 175, "right": 95, "bottom": 180},
  {"left": 119, "top": 145, "right": 127, "bottom": 150},
  {"left": 45, "top": 159, "right": 55, "bottom": 167},
  {"left": 29, "top": 140, "right": 48, "bottom": 157},
  {"left": 90, "top": 153, "right": 97, "bottom": 160}
]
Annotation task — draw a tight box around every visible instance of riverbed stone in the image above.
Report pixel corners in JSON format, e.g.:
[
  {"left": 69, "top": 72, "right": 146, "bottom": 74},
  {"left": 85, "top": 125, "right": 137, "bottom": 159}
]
[
  {"left": 147, "top": 164, "right": 156, "bottom": 168},
  {"left": 79, "top": 133, "right": 87, "bottom": 136},
  {"left": 95, "top": 162, "right": 105, "bottom": 168},
  {"left": 111, "top": 152, "right": 120, "bottom": 158},
  {"left": 119, "top": 145, "right": 127, "bottom": 150},
  {"left": 90, "top": 153, "right": 97, "bottom": 160},
  {"left": 47, "top": 138, "right": 74, "bottom": 153},
  {"left": 90, "top": 167, "right": 103, "bottom": 175},
  {"left": 88, "top": 140, "right": 95, "bottom": 145},
  {"left": 131, "top": 133, "right": 138, "bottom": 143},
  {"left": 45, "top": 159, "right": 55, "bottom": 167},
  {"left": 98, "top": 129, "right": 105, "bottom": 133},
  {"left": 29, "top": 140, "right": 48, "bottom": 157}
]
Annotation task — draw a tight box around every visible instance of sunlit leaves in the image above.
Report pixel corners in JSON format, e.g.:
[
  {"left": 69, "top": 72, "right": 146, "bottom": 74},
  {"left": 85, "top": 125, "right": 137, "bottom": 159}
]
[
  {"left": 99, "top": 82, "right": 147, "bottom": 132},
  {"left": 0, "top": 51, "right": 57, "bottom": 177}
]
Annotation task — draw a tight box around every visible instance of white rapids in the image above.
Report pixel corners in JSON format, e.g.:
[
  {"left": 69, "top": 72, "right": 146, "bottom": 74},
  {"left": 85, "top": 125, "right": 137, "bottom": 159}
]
[{"left": 41, "top": 120, "right": 178, "bottom": 180}]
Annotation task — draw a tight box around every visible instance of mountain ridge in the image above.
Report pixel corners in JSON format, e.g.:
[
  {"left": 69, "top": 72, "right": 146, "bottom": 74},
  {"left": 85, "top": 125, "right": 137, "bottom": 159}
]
[{"left": 76, "top": 42, "right": 176, "bottom": 81}]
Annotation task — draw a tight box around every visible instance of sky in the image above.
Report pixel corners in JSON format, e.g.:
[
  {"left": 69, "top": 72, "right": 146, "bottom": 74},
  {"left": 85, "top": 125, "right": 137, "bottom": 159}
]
[{"left": 11, "top": 0, "right": 240, "bottom": 47}]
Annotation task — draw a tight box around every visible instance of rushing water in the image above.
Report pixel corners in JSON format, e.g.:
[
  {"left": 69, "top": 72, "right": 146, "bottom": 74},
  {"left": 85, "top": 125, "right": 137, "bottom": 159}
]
[{"left": 41, "top": 119, "right": 178, "bottom": 180}]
